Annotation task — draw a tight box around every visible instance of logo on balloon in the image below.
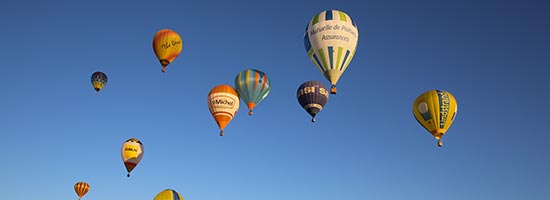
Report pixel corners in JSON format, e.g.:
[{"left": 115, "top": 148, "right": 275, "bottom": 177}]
[
  {"left": 209, "top": 95, "right": 237, "bottom": 109},
  {"left": 438, "top": 91, "right": 451, "bottom": 128}
]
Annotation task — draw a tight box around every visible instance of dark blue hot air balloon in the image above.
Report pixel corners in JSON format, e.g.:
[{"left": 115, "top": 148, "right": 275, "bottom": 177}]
[
  {"left": 297, "top": 80, "right": 329, "bottom": 122},
  {"left": 91, "top": 71, "right": 108, "bottom": 95}
]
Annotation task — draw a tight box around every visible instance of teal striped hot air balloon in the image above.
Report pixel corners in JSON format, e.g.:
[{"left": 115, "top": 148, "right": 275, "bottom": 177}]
[
  {"left": 304, "top": 10, "right": 358, "bottom": 94},
  {"left": 234, "top": 69, "right": 271, "bottom": 115}
]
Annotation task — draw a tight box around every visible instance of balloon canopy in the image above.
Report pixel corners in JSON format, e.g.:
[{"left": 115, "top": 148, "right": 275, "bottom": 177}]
[
  {"left": 413, "top": 90, "right": 458, "bottom": 147},
  {"left": 74, "top": 182, "right": 90, "bottom": 200},
  {"left": 153, "top": 29, "right": 183, "bottom": 73},
  {"left": 234, "top": 68, "right": 271, "bottom": 115},
  {"left": 207, "top": 84, "right": 240, "bottom": 136},
  {"left": 304, "top": 10, "right": 358, "bottom": 94},
  {"left": 121, "top": 138, "right": 144, "bottom": 177},
  {"left": 91, "top": 71, "right": 108, "bottom": 95},
  {"left": 297, "top": 80, "right": 329, "bottom": 122}
]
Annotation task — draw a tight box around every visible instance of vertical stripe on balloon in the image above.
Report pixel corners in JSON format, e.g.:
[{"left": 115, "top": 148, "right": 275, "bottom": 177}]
[
  {"left": 312, "top": 53, "right": 325, "bottom": 72},
  {"left": 312, "top": 13, "right": 321, "bottom": 25},
  {"left": 254, "top": 70, "right": 259, "bottom": 91},
  {"left": 171, "top": 189, "right": 180, "bottom": 200},
  {"left": 339, "top": 11, "right": 347, "bottom": 22},
  {"left": 317, "top": 48, "right": 328, "bottom": 72},
  {"left": 237, "top": 72, "right": 244, "bottom": 95},
  {"left": 245, "top": 69, "right": 250, "bottom": 90},
  {"left": 344, "top": 49, "right": 356, "bottom": 71},
  {"left": 336, "top": 47, "right": 343, "bottom": 71},
  {"left": 325, "top": 10, "right": 333, "bottom": 20},
  {"left": 339, "top": 50, "right": 350, "bottom": 71},
  {"left": 304, "top": 33, "right": 312, "bottom": 51},
  {"left": 260, "top": 75, "right": 267, "bottom": 94},
  {"left": 328, "top": 46, "right": 334, "bottom": 70}
]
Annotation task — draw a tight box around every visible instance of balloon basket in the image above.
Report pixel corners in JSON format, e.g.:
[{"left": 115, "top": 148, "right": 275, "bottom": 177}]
[{"left": 330, "top": 85, "right": 337, "bottom": 94}]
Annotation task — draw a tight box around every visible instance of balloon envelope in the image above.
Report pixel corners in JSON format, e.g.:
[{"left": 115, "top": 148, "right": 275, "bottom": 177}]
[
  {"left": 234, "top": 69, "right": 271, "bottom": 115},
  {"left": 91, "top": 71, "right": 107, "bottom": 94},
  {"left": 208, "top": 84, "right": 240, "bottom": 136},
  {"left": 297, "top": 80, "right": 329, "bottom": 122},
  {"left": 154, "top": 189, "right": 184, "bottom": 200},
  {"left": 412, "top": 90, "right": 458, "bottom": 147},
  {"left": 74, "top": 182, "right": 90, "bottom": 200},
  {"left": 152, "top": 29, "right": 183, "bottom": 73},
  {"left": 304, "top": 10, "right": 358, "bottom": 94},
  {"left": 121, "top": 138, "right": 144, "bottom": 177}
]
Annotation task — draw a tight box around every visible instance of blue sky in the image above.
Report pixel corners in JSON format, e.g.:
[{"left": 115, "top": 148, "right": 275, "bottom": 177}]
[{"left": 1, "top": 0, "right": 549, "bottom": 199}]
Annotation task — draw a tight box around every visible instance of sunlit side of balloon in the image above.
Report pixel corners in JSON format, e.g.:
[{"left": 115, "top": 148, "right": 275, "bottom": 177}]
[
  {"left": 74, "top": 182, "right": 90, "bottom": 200},
  {"left": 207, "top": 85, "right": 240, "bottom": 136},
  {"left": 121, "top": 138, "right": 144, "bottom": 177},
  {"left": 412, "top": 90, "right": 458, "bottom": 147},
  {"left": 234, "top": 69, "right": 271, "bottom": 115},
  {"left": 152, "top": 29, "right": 183, "bottom": 73},
  {"left": 304, "top": 10, "right": 358, "bottom": 94}
]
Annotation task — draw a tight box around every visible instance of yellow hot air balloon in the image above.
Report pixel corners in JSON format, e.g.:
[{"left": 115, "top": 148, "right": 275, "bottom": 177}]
[
  {"left": 121, "top": 138, "right": 144, "bottom": 177},
  {"left": 74, "top": 182, "right": 90, "bottom": 200},
  {"left": 207, "top": 84, "right": 240, "bottom": 136},
  {"left": 413, "top": 90, "right": 458, "bottom": 147},
  {"left": 154, "top": 189, "right": 184, "bottom": 200},
  {"left": 152, "top": 29, "right": 183, "bottom": 73}
]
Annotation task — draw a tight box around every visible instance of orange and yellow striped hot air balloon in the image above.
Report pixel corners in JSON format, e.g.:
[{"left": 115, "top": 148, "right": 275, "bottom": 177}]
[
  {"left": 152, "top": 29, "right": 183, "bottom": 73},
  {"left": 207, "top": 84, "right": 240, "bottom": 136},
  {"left": 74, "top": 182, "right": 90, "bottom": 200}
]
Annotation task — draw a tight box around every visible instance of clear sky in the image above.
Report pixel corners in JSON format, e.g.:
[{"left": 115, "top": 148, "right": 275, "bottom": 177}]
[{"left": 1, "top": 0, "right": 549, "bottom": 199}]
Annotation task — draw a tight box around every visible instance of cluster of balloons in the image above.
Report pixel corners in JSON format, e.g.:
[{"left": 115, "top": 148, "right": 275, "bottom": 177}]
[
  {"left": 76, "top": 29, "right": 184, "bottom": 200},
  {"left": 295, "top": 10, "right": 359, "bottom": 123},
  {"left": 300, "top": 10, "right": 458, "bottom": 147},
  {"left": 73, "top": 137, "right": 146, "bottom": 199},
  {"left": 207, "top": 68, "right": 271, "bottom": 136},
  {"left": 78, "top": 8, "right": 460, "bottom": 200}
]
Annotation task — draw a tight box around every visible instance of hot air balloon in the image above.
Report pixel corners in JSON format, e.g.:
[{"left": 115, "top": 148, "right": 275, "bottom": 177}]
[
  {"left": 121, "top": 138, "right": 144, "bottom": 177},
  {"left": 153, "top": 29, "right": 183, "bottom": 73},
  {"left": 412, "top": 90, "right": 458, "bottom": 147},
  {"left": 207, "top": 84, "right": 240, "bottom": 136},
  {"left": 154, "top": 189, "right": 184, "bottom": 200},
  {"left": 234, "top": 69, "right": 271, "bottom": 115},
  {"left": 74, "top": 182, "right": 90, "bottom": 200},
  {"left": 304, "top": 10, "right": 359, "bottom": 94},
  {"left": 297, "top": 80, "right": 329, "bottom": 122},
  {"left": 91, "top": 71, "right": 107, "bottom": 95}
]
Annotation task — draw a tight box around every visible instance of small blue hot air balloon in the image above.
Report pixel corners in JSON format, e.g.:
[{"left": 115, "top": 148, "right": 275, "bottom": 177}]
[
  {"left": 235, "top": 69, "right": 271, "bottom": 115},
  {"left": 297, "top": 80, "right": 329, "bottom": 122}
]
